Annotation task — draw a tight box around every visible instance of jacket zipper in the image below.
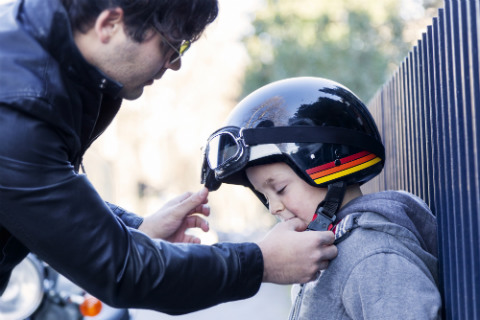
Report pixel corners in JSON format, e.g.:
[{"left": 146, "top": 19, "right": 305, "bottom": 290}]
[
  {"left": 288, "top": 283, "right": 305, "bottom": 320},
  {"left": 73, "top": 93, "right": 104, "bottom": 172}
]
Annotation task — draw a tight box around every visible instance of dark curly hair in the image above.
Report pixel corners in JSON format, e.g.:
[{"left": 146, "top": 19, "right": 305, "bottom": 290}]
[{"left": 61, "top": 0, "right": 218, "bottom": 43}]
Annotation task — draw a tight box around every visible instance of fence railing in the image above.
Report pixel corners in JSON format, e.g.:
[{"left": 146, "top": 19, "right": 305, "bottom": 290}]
[{"left": 364, "top": 0, "right": 479, "bottom": 318}]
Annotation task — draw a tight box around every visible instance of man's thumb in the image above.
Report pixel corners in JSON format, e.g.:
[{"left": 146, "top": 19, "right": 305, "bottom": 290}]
[
  {"left": 284, "top": 217, "right": 307, "bottom": 232},
  {"left": 182, "top": 188, "right": 208, "bottom": 209}
]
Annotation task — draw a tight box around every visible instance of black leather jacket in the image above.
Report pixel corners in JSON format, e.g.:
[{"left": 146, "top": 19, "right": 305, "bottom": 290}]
[{"left": 0, "top": 0, "right": 262, "bottom": 314}]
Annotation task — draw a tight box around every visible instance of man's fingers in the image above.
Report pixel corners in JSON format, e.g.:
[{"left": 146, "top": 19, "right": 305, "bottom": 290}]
[
  {"left": 192, "top": 203, "right": 211, "bottom": 217},
  {"left": 166, "top": 188, "right": 208, "bottom": 209},
  {"left": 170, "top": 188, "right": 209, "bottom": 217},
  {"left": 283, "top": 217, "right": 308, "bottom": 231},
  {"left": 181, "top": 235, "right": 201, "bottom": 244},
  {"left": 317, "top": 243, "right": 338, "bottom": 262},
  {"left": 318, "top": 260, "right": 330, "bottom": 271},
  {"left": 183, "top": 188, "right": 209, "bottom": 209},
  {"left": 185, "top": 215, "right": 209, "bottom": 232},
  {"left": 318, "top": 230, "right": 335, "bottom": 245},
  {"left": 164, "top": 192, "right": 193, "bottom": 207}
]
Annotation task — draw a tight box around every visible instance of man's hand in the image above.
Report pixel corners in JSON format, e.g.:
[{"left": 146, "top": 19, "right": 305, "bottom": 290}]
[
  {"left": 257, "top": 218, "right": 337, "bottom": 284},
  {"left": 138, "top": 188, "right": 210, "bottom": 243}
]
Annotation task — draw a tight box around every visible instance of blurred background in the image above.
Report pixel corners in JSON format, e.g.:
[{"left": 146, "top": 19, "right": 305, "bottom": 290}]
[
  {"left": 0, "top": 0, "right": 442, "bottom": 318},
  {"left": 81, "top": 0, "right": 442, "bottom": 318},
  {"left": 82, "top": 0, "right": 442, "bottom": 318},
  {"left": 85, "top": 0, "right": 443, "bottom": 241}
]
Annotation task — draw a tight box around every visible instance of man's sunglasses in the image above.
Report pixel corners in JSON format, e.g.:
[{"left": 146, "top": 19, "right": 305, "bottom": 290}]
[{"left": 155, "top": 28, "right": 191, "bottom": 65}]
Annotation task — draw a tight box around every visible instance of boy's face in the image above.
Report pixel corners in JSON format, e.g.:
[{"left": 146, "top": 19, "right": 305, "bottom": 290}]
[{"left": 246, "top": 162, "right": 327, "bottom": 224}]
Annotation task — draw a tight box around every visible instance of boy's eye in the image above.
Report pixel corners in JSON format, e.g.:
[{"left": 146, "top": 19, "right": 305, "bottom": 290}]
[{"left": 276, "top": 186, "right": 286, "bottom": 194}]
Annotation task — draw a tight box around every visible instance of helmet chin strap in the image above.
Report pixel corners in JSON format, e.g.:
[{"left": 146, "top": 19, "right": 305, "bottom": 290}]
[{"left": 307, "top": 181, "right": 347, "bottom": 231}]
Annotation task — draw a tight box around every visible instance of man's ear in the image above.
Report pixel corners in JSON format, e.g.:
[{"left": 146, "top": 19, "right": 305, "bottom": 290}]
[{"left": 94, "top": 8, "right": 124, "bottom": 43}]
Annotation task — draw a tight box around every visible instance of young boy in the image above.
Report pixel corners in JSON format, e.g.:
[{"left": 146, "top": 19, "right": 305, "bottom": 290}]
[{"left": 201, "top": 77, "right": 441, "bottom": 319}]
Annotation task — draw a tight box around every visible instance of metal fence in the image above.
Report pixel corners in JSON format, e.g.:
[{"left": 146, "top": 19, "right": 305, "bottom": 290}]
[{"left": 364, "top": 0, "right": 479, "bottom": 318}]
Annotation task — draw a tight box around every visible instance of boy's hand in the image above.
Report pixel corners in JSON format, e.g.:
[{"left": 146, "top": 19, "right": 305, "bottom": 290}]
[
  {"left": 138, "top": 188, "right": 210, "bottom": 243},
  {"left": 257, "top": 218, "right": 337, "bottom": 284}
]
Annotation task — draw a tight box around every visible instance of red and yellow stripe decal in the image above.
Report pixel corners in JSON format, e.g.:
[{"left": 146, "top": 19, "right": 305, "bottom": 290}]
[{"left": 306, "top": 151, "right": 382, "bottom": 185}]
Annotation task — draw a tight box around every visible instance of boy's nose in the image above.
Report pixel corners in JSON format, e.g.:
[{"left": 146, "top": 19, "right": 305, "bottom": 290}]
[{"left": 269, "top": 199, "right": 285, "bottom": 216}]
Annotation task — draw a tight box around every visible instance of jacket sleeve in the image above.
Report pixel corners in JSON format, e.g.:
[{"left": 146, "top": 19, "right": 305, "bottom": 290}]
[
  {"left": 106, "top": 202, "right": 143, "bottom": 229},
  {"left": 0, "top": 106, "right": 263, "bottom": 314},
  {"left": 342, "top": 253, "right": 442, "bottom": 319}
]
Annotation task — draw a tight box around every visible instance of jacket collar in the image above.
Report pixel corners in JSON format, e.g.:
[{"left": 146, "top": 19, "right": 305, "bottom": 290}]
[{"left": 19, "top": 0, "right": 123, "bottom": 97}]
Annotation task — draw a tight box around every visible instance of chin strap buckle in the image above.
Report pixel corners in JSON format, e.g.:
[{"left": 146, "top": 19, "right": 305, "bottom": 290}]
[
  {"left": 306, "top": 207, "right": 336, "bottom": 231},
  {"left": 306, "top": 181, "right": 347, "bottom": 231}
]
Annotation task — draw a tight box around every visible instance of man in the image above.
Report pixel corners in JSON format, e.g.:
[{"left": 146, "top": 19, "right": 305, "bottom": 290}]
[{"left": 0, "top": 0, "right": 337, "bottom": 314}]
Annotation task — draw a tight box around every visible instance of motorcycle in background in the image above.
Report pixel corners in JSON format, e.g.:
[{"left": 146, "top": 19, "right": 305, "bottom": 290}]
[{"left": 0, "top": 254, "right": 130, "bottom": 320}]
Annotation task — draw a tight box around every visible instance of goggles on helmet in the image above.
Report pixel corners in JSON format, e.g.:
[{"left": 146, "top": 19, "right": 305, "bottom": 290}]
[
  {"left": 202, "top": 125, "right": 385, "bottom": 190},
  {"left": 203, "top": 126, "right": 252, "bottom": 188},
  {"left": 205, "top": 126, "right": 247, "bottom": 171}
]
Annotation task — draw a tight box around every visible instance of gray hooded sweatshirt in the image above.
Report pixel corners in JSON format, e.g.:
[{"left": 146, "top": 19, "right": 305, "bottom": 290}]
[{"left": 289, "top": 191, "right": 441, "bottom": 320}]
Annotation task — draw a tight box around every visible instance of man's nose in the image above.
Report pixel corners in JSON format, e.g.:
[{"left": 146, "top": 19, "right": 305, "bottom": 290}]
[{"left": 164, "top": 57, "right": 181, "bottom": 71}]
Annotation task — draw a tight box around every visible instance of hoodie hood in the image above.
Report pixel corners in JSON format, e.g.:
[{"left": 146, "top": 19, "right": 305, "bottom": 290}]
[{"left": 337, "top": 190, "right": 438, "bottom": 257}]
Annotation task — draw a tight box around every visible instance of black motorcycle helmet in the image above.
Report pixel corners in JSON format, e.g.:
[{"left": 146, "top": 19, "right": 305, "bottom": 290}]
[{"left": 201, "top": 77, "right": 385, "bottom": 230}]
